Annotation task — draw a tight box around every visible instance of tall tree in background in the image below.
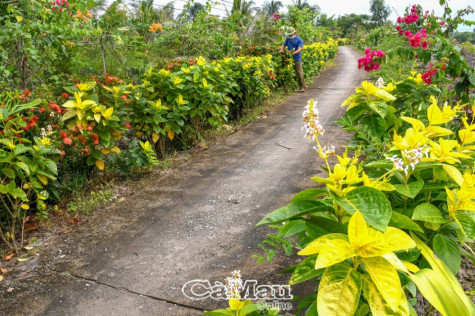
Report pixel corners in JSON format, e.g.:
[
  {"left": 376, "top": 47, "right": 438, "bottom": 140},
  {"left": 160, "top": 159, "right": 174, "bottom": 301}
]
[
  {"left": 261, "top": 0, "right": 283, "bottom": 17},
  {"left": 369, "top": 0, "right": 391, "bottom": 25},
  {"left": 179, "top": 2, "right": 206, "bottom": 22},
  {"left": 291, "top": 0, "right": 320, "bottom": 13}
]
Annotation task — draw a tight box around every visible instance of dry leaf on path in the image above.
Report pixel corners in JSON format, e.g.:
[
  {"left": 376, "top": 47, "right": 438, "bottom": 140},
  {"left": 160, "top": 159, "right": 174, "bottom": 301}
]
[{"left": 3, "top": 253, "right": 15, "bottom": 261}]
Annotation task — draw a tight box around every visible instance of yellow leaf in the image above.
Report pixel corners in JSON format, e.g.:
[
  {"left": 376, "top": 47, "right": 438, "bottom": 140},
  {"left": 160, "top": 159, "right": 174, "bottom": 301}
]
[
  {"left": 443, "top": 165, "right": 464, "bottom": 186},
  {"left": 173, "top": 76, "right": 183, "bottom": 85},
  {"left": 77, "top": 81, "right": 96, "bottom": 91},
  {"left": 16, "top": 258, "right": 28, "bottom": 262},
  {"left": 95, "top": 160, "right": 105, "bottom": 170},
  {"left": 0, "top": 275, "right": 3, "bottom": 282},
  {"left": 154, "top": 99, "right": 162, "bottom": 109},
  {"left": 110, "top": 147, "right": 121, "bottom": 154},
  {"left": 410, "top": 233, "right": 475, "bottom": 316},
  {"left": 140, "top": 141, "right": 151, "bottom": 151},
  {"left": 229, "top": 299, "right": 244, "bottom": 311},
  {"left": 317, "top": 262, "right": 361, "bottom": 316},
  {"left": 176, "top": 94, "right": 188, "bottom": 105},
  {"left": 101, "top": 149, "right": 110, "bottom": 155},
  {"left": 427, "top": 102, "right": 445, "bottom": 125},
  {"left": 94, "top": 113, "right": 101, "bottom": 122},
  {"left": 359, "top": 227, "right": 415, "bottom": 257},
  {"left": 298, "top": 234, "right": 349, "bottom": 256},
  {"left": 16, "top": 16, "right": 23, "bottom": 22},
  {"left": 315, "top": 239, "right": 357, "bottom": 269},
  {"left": 167, "top": 130, "right": 175, "bottom": 140},
  {"left": 202, "top": 78, "right": 209, "bottom": 88},
  {"left": 459, "top": 129, "right": 475, "bottom": 145},
  {"left": 20, "top": 204, "right": 30, "bottom": 210},
  {"left": 348, "top": 211, "right": 368, "bottom": 249},
  {"left": 382, "top": 253, "right": 409, "bottom": 273},
  {"left": 362, "top": 276, "right": 410, "bottom": 316},
  {"left": 362, "top": 257, "right": 402, "bottom": 311},
  {"left": 103, "top": 107, "right": 114, "bottom": 119},
  {"left": 37, "top": 174, "right": 48, "bottom": 185},
  {"left": 152, "top": 133, "right": 159, "bottom": 143}
]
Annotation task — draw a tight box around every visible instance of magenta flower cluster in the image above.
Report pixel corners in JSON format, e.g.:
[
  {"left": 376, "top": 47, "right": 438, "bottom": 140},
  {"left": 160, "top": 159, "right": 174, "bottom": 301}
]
[
  {"left": 397, "top": 5, "right": 419, "bottom": 25},
  {"left": 357, "top": 48, "right": 386, "bottom": 72},
  {"left": 50, "top": 0, "right": 69, "bottom": 11}
]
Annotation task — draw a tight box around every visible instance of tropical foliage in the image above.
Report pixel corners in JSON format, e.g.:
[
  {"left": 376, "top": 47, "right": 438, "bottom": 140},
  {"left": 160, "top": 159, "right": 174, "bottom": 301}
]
[{"left": 253, "top": 2, "right": 475, "bottom": 316}]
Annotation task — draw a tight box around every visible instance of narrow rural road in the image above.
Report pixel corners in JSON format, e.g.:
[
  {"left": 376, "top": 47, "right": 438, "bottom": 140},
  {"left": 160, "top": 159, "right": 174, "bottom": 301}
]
[{"left": 0, "top": 46, "right": 365, "bottom": 316}]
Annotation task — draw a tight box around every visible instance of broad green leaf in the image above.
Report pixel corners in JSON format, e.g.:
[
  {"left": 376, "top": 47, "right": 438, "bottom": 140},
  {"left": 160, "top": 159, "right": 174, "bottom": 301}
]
[
  {"left": 298, "top": 234, "right": 348, "bottom": 256},
  {"left": 362, "top": 276, "right": 410, "bottom": 316},
  {"left": 332, "top": 186, "right": 392, "bottom": 231},
  {"left": 289, "top": 256, "right": 324, "bottom": 285},
  {"left": 291, "top": 188, "right": 327, "bottom": 202},
  {"left": 256, "top": 201, "right": 331, "bottom": 226},
  {"left": 15, "top": 162, "right": 30, "bottom": 175},
  {"left": 432, "top": 234, "right": 461, "bottom": 275},
  {"left": 364, "top": 160, "right": 393, "bottom": 169},
  {"left": 317, "top": 262, "right": 361, "bottom": 316},
  {"left": 410, "top": 233, "right": 475, "bottom": 316},
  {"left": 61, "top": 109, "right": 77, "bottom": 121},
  {"left": 315, "top": 239, "right": 357, "bottom": 269},
  {"left": 412, "top": 203, "right": 446, "bottom": 223},
  {"left": 389, "top": 211, "right": 423, "bottom": 233},
  {"left": 306, "top": 215, "right": 347, "bottom": 234},
  {"left": 362, "top": 115, "right": 386, "bottom": 139},
  {"left": 362, "top": 257, "right": 402, "bottom": 311},
  {"left": 367, "top": 100, "right": 388, "bottom": 118},
  {"left": 393, "top": 179, "right": 424, "bottom": 198},
  {"left": 454, "top": 213, "right": 475, "bottom": 239},
  {"left": 203, "top": 310, "right": 234, "bottom": 316},
  {"left": 2, "top": 167, "right": 16, "bottom": 179}
]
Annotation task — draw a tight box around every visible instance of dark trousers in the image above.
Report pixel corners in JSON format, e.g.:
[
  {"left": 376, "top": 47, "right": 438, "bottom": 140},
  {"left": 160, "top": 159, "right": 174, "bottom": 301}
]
[{"left": 294, "top": 61, "right": 306, "bottom": 89}]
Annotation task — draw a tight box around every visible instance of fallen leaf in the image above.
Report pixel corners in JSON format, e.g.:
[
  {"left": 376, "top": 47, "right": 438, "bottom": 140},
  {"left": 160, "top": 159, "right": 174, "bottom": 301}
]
[
  {"left": 24, "top": 223, "right": 38, "bottom": 233},
  {"left": 3, "top": 253, "right": 15, "bottom": 261},
  {"left": 23, "top": 246, "right": 33, "bottom": 251},
  {"left": 7, "top": 287, "right": 13, "bottom": 292},
  {"left": 16, "top": 258, "right": 28, "bottom": 262},
  {"left": 0, "top": 268, "right": 7, "bottom": 274},
  {"left": 0, "top": 275, "right": 3, "bottom": 282},
  {"left": 71, "top": 217, "right": 79, "bottom": 224}
]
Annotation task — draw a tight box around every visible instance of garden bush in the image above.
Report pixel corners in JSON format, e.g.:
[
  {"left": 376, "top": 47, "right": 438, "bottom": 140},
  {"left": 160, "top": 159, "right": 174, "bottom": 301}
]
[{"left": 244, "top": 2, "right": 475, "bottom": 316}]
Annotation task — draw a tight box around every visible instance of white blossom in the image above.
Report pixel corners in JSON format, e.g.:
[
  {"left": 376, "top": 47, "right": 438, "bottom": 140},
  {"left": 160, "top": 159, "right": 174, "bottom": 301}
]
[{"left": 225, "top": 270, "right": 243, "bottom": 300}]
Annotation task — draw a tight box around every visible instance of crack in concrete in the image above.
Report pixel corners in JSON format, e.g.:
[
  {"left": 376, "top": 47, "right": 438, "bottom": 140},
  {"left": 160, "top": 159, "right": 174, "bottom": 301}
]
[{"left": 49, "top": 268, "right": 205, "bottom": 313}]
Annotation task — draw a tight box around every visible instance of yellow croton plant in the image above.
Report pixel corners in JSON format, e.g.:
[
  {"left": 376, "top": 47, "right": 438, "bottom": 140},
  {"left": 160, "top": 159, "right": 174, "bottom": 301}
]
[{"left": 299, "top": 211, "right": 416, "bottom": 316}]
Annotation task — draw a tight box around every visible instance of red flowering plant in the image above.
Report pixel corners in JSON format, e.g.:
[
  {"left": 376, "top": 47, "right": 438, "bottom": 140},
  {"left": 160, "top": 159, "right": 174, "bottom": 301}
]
[
  {"left": 0, "top": 91, "right": 61, "bottom": 252},
  {"left": 60, "top": 80, "right": 129, "bottom": 171},
  {"left": 391, "top": 2, "right": 474, "bottom": 99},
  {"left": 357, "top": 48, "right": 386, "bottom": 72}
]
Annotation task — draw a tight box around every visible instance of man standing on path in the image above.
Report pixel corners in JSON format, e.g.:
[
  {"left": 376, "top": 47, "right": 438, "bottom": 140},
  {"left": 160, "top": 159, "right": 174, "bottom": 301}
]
[{"left": 279, "top": 27, "right": 306, "bottom": 92}]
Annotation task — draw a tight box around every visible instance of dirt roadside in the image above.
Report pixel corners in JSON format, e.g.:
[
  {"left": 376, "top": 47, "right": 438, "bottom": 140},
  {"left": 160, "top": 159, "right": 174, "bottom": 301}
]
[{"left": 0, "top": 46, "right": 365, "bottom": 316}]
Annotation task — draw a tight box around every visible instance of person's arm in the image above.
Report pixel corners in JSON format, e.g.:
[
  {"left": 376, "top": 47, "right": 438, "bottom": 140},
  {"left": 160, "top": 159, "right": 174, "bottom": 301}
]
[{"left": 292, "top": 47, "right": 302, "bottom": 55}]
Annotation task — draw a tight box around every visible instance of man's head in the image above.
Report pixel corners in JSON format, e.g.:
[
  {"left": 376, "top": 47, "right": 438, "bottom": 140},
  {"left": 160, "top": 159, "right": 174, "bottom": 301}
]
[{"left": 285, "top": 27, "right": 297, "bottom": 38}]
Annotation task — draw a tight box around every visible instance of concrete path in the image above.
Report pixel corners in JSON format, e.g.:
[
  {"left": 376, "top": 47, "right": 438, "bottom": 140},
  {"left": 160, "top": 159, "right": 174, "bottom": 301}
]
[{"left": 0, "top": 46, "right": 365, "bottom": 316}]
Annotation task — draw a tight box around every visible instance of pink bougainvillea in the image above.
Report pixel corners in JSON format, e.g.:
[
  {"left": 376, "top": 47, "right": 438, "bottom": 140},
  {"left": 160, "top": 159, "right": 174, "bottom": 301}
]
[{"left": 357, "top": 49, "right": 386, "bottom": 72}]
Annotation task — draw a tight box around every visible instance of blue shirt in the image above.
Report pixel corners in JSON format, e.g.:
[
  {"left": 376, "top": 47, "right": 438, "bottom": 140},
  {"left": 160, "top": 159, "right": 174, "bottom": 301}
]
[{"left": 283, "top": 36, "right": 304, "bottom": 61}]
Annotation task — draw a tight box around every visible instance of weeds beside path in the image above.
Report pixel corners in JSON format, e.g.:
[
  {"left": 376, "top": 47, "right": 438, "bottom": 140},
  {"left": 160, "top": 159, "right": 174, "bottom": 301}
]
[{"left": 0, "top": 46, "right": 365, "bottom": 316}]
